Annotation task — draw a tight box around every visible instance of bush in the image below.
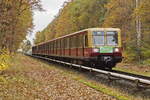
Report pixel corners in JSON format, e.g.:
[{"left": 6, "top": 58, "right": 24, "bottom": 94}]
[
  {"left": 0, "top": 49, "right": 11, "bottom": 71},
  {"left": 142, "top": 59, "right": 150, "bottom": 66}
]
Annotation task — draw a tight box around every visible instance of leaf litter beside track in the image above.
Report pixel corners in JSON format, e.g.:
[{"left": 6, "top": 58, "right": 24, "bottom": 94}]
[
  {"left": 115, "top": 63, "right": 150, "bottom": 77},
  {"left": 0, "top": 54, "right": 117, "bottom": 100},
  {"left": 30, "top": 55, "right": 150, "bottom": 100}
]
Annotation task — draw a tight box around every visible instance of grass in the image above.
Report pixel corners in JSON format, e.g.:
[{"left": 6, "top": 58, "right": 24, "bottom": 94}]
[{"left": 77, "top": 79, "right": 129, "bottom": 100}]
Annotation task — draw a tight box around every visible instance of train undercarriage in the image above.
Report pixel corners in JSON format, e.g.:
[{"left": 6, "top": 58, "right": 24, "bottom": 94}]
[{"left": 33, "top": 54, "right": 122, "bottom": 70}]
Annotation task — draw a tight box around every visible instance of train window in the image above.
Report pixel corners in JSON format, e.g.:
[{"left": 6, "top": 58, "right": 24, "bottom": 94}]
[
  {"left": 45, "top": 44, "right": 46, "bottom": 50},
  {"left": 46, "top": 43, "right": 48, "bottom": 50},
  {"left": 56, "top": 41, "right": 58, "bottom": 49},
  {"left": 49, "top": 43, "right": 50, "bottom": 51},
  {"left": 56, "top": 41, "right": 57, "bottom": 49},
  {"left": 70, "top": 36, "right": 76, "bottom": 48},
  {"left": 74, "top": 36, "right": 77, "bottom": 48},
  {"left": 47, "top": 43, "right": 48, "bottom": 50},
  {"left": 70, "top": 37, "right": 73, "bottom": 48},
  {"left": 67, "top": 38, "right": 70, "bottom": 48},
  {"left": 59, "top": 40, "right": 61, "bottom": 49},
  {"left": 44, "top": 44, "right": 46, "bottom": 50},
  {"left": 76, "top": 35, "right": 80, "bottom": 47},
  {"left": 71, "top": 36, "right": 74, "bottom": 48},
  {"left": 58, "top": 40, "right": 60, "bottom": 49},
  {"left": 54, "top": 41, "right": 56, "bottom": 49},
  {"left": 56, "top": 40, "right": 58, "bottom": 49},
  {"left": 106, "top": 31, "right": 118, "bottom": 45},
  {"left": 48, "top": 43, "right": 50, "bottom": 51},
  {"left": 63, "top": 38, "right": 65, "bottom": 49},
  {"left": 84, "top": 34, "right": 88, "bottom": 47},
  {"left": 61, "top": 39, "right": 63, "bottom": 49},
  {"left": 51, "top": 42, "right": 53, "bottom": 50},
  {"left": 62, "top": 39, "right": 64, "bottom": 49},
  {"left": 46, "top": 44, "right": 47, "bottom": 50},
  {"left": 57, "top": 41, "right": 58, "bottom": 49},
  {"left": 51, "top": 42, "right": 52, "bottom": 52},
  {"left": 59, "top": 40, "right": 60, "bottom": 49},
  {"left": 78, "top": 34, "right": 83, "bottom": 48},
  {"left": 64, "top": 38, "right": 68, "bottom": 49},
  {"left": 93, "top": 31, "right": 105, "bottom": 45}
]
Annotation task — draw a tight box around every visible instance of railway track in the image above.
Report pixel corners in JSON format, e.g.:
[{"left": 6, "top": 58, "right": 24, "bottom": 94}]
[
  {"left": 27, "top": 54, "right": 150, "bottom": 89},
  {"left": 112, "top": 70, "right": 150, "bottom": 81}
]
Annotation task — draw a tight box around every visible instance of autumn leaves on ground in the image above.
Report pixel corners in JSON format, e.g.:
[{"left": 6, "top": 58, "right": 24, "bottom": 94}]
[
  {"left": 0, "top": 54, "right": 149, "bottom": 100},
  {"left": 0, "top": 54, "right": 117, "bottom": 100}
]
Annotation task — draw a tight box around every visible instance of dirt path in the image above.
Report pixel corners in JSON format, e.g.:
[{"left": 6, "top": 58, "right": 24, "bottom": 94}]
[{"left": 0, "top": 54, "right": 116, "bottom": 100}]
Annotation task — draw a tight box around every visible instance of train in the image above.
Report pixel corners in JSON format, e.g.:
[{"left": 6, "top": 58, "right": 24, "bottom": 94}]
[{"left": 32, "top": 28, "right": 123, "bottom": 70}]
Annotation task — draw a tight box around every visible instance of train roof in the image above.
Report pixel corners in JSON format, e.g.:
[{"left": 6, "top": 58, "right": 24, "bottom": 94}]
[{"left": 33, "top": 28, "right": 120, "bottom": 47}]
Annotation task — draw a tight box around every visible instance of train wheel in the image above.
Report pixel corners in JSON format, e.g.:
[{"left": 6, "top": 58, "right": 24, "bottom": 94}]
[{"left": 90, "top": 62, "right": 96, "bottom": 68}]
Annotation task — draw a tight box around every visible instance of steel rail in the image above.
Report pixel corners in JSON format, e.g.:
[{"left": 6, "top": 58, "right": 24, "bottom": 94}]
[{"left": 28, "top": 54, "right": 150, "bottom": 86}]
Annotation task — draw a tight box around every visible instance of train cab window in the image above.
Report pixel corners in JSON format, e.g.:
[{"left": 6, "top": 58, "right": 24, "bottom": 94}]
[
  {"left": 93, "top": 31, "right": 105, "bottom": 45},
  {"left": 106, "top": 31, "right": 118, "bottom": 45}
]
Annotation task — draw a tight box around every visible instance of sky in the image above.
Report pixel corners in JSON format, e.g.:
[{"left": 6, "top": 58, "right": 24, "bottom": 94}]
[{"left": 27, "top": 0, "right": 68, "bottom": 44}]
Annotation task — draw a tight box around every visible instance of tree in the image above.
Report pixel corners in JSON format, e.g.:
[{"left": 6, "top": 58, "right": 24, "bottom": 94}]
[
  {"left": 34, "top": 31, "right": 46, "bottom": 44},
  {"left": 20, "top": 40, "right": 32, "bottom": 53}
]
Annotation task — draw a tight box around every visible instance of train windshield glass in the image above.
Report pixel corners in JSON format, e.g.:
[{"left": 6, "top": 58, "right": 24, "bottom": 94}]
[
  {"left": 93, "top": 31, "right": 105, "bottom": 45},
  {"left": 106, "top": 31, "right": 118, "bottom": 45}
]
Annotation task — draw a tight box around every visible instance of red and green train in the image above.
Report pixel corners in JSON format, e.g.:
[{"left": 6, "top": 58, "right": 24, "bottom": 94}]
[{"left": 32, "top": 28, "right": 123, "bottom": 70}]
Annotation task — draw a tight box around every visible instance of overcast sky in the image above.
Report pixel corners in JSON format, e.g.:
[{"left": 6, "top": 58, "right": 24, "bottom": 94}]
[{"left": 27, "top": 0, "right": 68, "bottom": 43}]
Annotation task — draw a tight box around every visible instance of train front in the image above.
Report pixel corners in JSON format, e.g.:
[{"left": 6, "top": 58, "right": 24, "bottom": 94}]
[{"left": 89, "top": 28, "right": 122, "bottom": 69}]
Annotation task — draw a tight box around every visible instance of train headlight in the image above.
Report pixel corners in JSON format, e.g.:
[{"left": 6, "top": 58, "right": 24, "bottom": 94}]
[
  {"left": 114, "top": 48, "right": 119, "bottom": 52},
  {"left": 93, "top": 48, "right": 99, "bottom": 53}
]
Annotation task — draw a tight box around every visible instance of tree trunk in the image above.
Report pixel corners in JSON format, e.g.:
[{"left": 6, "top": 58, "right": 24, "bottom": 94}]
[{"left": 136, "top": 0, "right": 142, "bottom": 61}]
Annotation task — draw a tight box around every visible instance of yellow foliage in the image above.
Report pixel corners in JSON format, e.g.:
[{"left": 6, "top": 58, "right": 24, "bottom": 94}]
[{"left": 0, "top": 49, "right": 11, "bottom": 71}]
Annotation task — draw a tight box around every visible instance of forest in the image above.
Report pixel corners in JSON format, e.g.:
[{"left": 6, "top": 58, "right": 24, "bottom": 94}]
[
  {"left": 35, "top": 0, "right": 150, "bottom": 65},
  {"left": 0, "top": 0, "right": 42, "bottom": 53},
  {"left": 0, "top": 0, "right": 43, "bottom": 70}
]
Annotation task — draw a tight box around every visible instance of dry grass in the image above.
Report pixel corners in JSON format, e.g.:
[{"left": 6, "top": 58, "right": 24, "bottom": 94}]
[{"left": 115, "top": 63, "right": 150, "bottom": 77}]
